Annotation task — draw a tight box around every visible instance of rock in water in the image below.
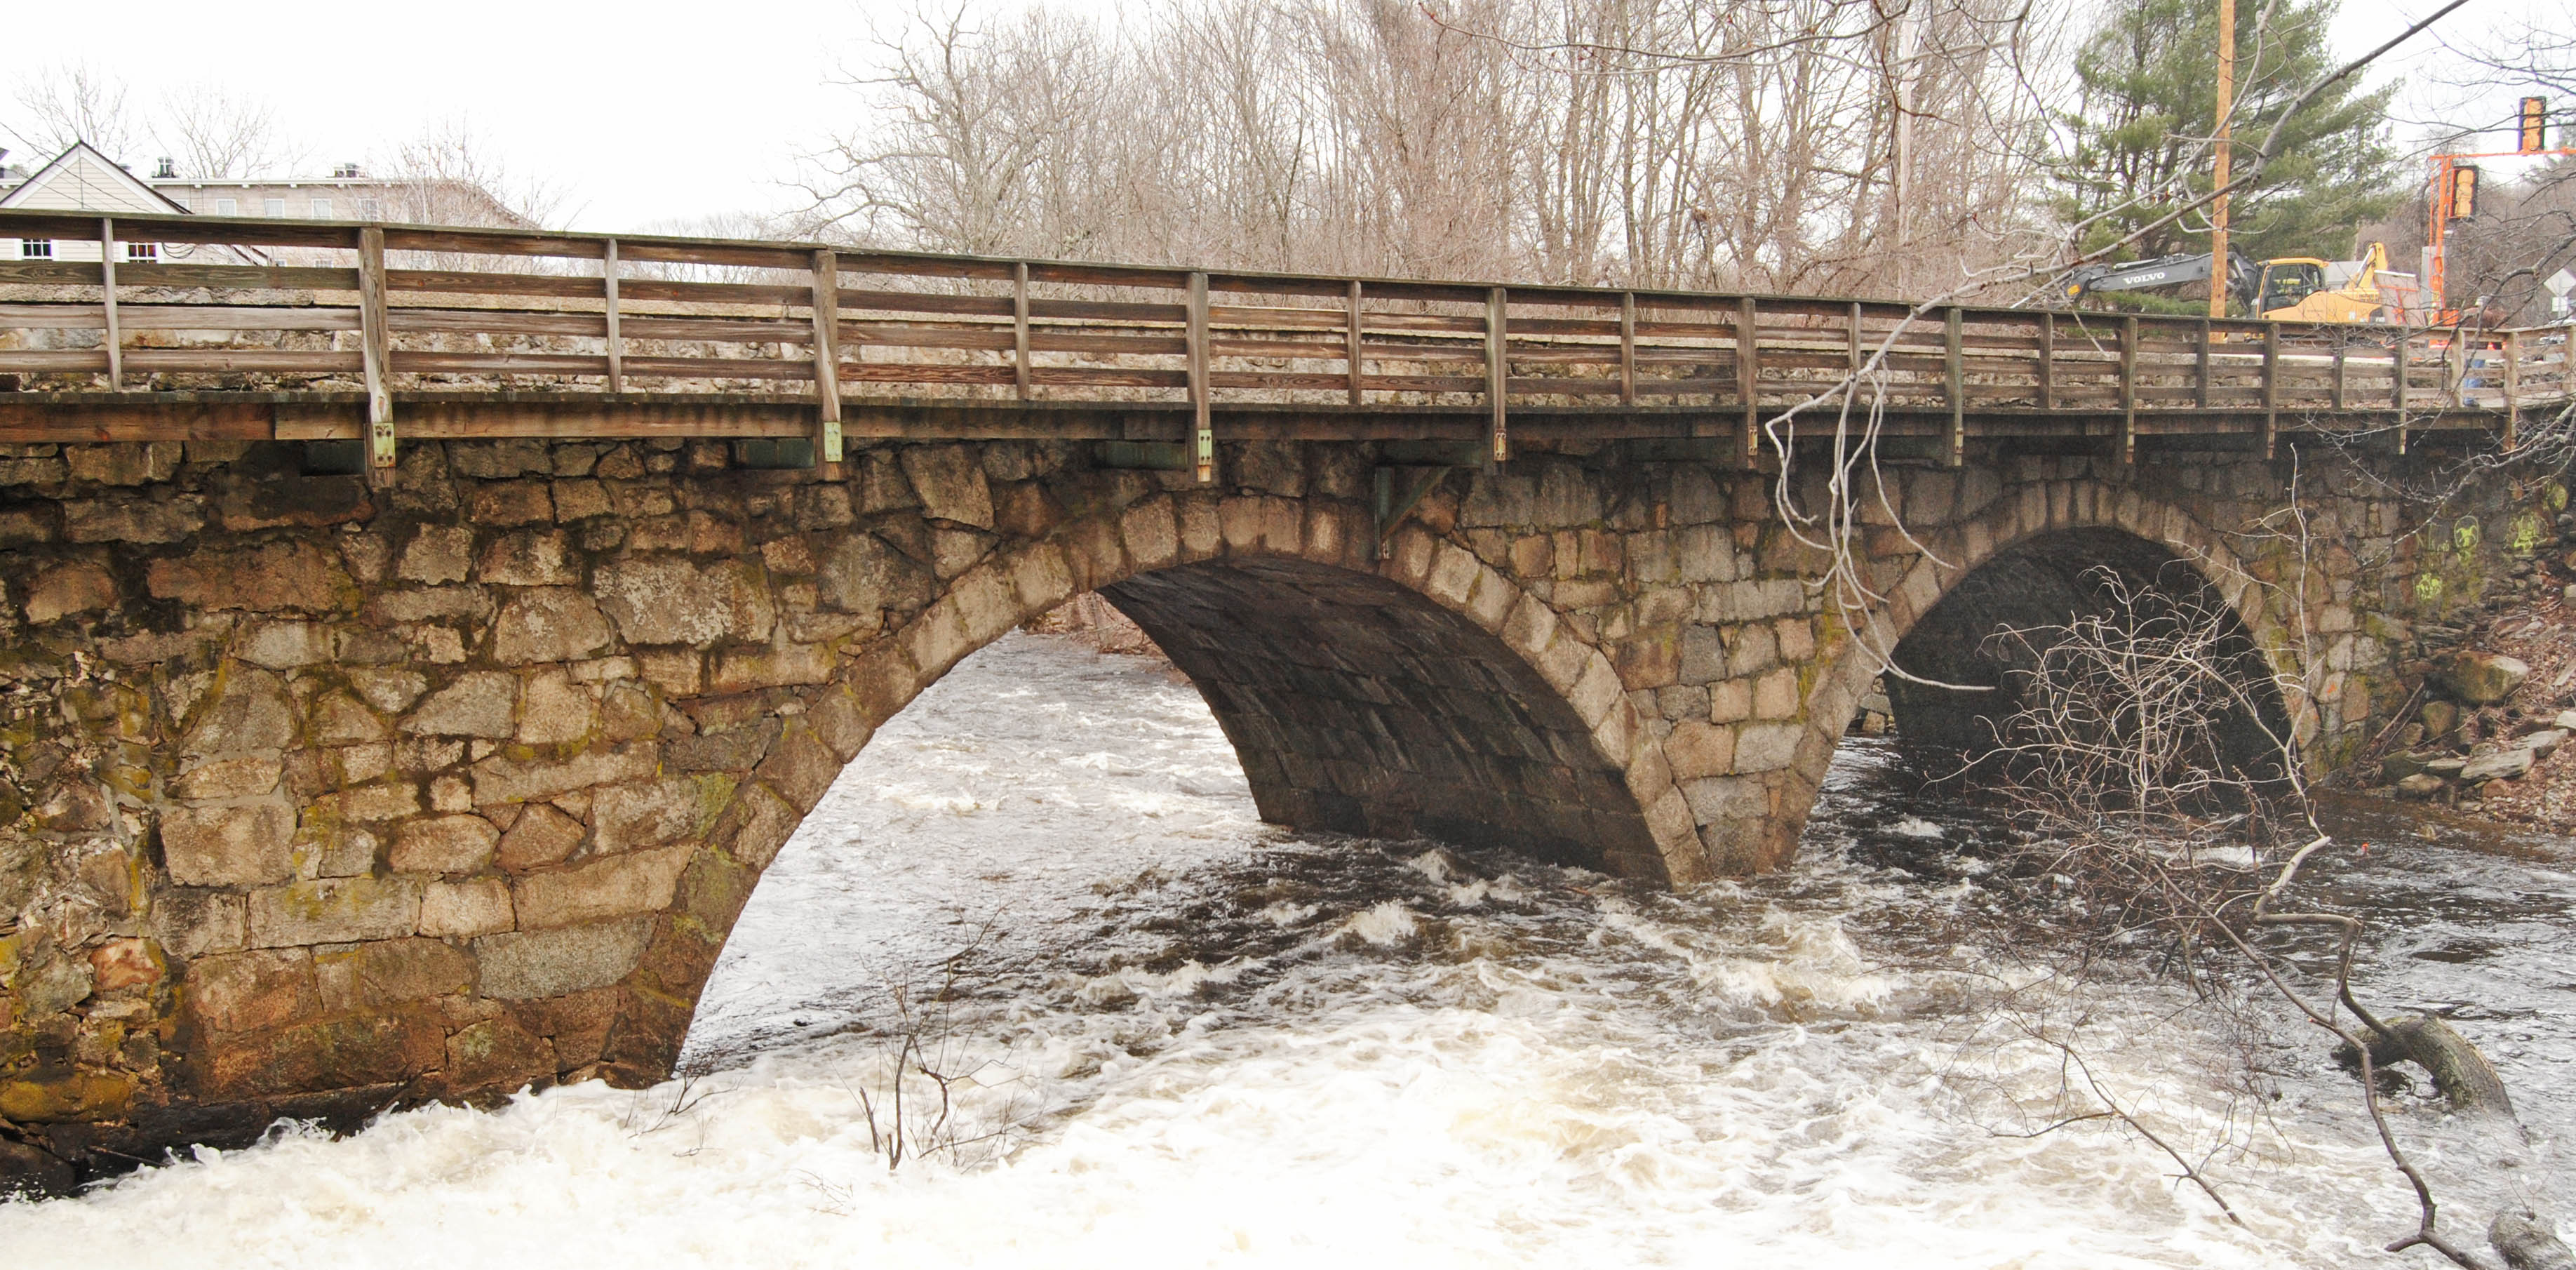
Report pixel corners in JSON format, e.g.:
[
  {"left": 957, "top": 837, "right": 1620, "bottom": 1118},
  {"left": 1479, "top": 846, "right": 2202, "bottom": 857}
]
[
  {"left": 2437, "top": 651, "right": 2531, "bottom": 705},
  {"left": 2396, "top": 773, "right": 2447, "bottom": 799},
  {"left": 2488, "top": 1208, "right": 2576, "bottom": 1270}
]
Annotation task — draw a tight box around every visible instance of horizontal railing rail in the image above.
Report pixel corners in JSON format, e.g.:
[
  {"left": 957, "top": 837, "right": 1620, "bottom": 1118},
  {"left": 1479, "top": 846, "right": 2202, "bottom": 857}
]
[{"left": 0, "top": 209, "right": 2566, "bottom": 484}]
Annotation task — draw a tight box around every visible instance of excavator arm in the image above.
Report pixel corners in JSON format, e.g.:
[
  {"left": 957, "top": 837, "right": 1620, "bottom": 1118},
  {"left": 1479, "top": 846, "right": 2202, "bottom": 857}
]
[{"left": 2062, "top": 250, "right": 2259, "bottom": 309}]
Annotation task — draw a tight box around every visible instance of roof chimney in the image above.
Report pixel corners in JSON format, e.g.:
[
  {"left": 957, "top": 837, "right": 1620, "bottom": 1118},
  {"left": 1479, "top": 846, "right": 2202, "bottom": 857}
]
[
  {"left": 333, "top": 162, "right": 362, "bottom": 180},
  {"left": 153, "top": 157, "right": 176, "bottom": 179}
]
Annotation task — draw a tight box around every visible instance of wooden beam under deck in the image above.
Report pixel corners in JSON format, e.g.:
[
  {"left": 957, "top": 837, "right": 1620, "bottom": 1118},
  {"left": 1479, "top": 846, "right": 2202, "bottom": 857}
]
[{"left": 0, "top": 393, "right": 2516, "bottom": 451}]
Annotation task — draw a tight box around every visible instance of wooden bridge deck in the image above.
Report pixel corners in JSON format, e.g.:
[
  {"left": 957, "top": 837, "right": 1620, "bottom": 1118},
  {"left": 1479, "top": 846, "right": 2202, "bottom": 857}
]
[{"left": 1, "top": 210, "right": 2568, "bottom": 481}]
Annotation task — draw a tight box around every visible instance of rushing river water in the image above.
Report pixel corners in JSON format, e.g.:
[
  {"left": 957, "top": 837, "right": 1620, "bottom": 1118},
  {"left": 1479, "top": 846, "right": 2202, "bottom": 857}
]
[{"left": 5, "top": 631, "right": 2571, "bottom": 1266}]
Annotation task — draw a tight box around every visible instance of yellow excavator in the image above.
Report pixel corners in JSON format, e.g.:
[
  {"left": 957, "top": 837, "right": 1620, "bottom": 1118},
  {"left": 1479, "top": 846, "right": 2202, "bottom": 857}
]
[{"left": 2063, "top": 242, "right": 2415, "bottom": 322}]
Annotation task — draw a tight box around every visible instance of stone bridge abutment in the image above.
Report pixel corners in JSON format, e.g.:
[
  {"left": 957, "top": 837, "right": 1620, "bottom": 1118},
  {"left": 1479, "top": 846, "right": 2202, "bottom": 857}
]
[{"left": 0, "top": 432, "right": 2528, "bottom": 1173}]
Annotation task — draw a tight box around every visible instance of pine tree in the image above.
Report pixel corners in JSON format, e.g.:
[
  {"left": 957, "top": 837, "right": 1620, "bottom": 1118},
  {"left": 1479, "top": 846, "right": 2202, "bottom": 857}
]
[{"left": 2053, "top": 0, "right": 2401, "bottom": 269}]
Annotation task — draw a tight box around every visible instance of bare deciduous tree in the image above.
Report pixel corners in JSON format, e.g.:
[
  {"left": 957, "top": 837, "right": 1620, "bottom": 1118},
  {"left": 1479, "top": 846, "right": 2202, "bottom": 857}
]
[
  {"left": 156, "top": 85, "right": 304, "bottom": 181},
  {"left": 375, "top": 117, "right": 565, "bottom": 229},
  {"left": 807, "top": 0, "right": 2063, "bottom": 293},
  {"left": 5, "top": 62, "right": 142, "bottom": 164}
]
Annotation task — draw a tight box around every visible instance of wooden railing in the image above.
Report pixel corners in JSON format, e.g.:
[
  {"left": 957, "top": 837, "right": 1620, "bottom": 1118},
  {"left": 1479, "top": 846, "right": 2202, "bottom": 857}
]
[{"left": 1, "top": 209, "right": 2568, "bottom": 483}]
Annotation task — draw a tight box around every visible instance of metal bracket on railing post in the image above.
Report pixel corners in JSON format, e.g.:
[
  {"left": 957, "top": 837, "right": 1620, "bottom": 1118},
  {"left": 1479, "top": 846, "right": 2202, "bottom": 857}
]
[
  {"left": 1188, "top": 272, "right": 1213, "bottom": 483},
  {"left": 810, "top": 249, "right": 843, "bottom": 470},
  {"left": 358, "top": 226, "right": 396, "bottom": 486}
]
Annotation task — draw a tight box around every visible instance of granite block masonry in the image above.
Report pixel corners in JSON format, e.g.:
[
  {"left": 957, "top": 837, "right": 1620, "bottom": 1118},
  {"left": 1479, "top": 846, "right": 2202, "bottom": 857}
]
[{"left": 0, "top": 432, "right": 2533, "bottom": 1177}]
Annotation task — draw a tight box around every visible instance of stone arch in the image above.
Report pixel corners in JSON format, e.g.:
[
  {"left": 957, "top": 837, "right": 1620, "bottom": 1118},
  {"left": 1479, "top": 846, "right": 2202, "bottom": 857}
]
[
  {"left": 1880, "top": 526, "right": 2293, "bottom": 779},
  {"left": 1747, "top": 477, "right": 2305, "bottom": 872},
  {"left": 596, "top": 479, "right": 1702, "bottom": 1083}
]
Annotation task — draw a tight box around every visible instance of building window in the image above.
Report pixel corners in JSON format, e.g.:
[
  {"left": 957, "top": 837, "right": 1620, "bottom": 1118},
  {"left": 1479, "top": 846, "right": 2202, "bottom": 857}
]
[
  {"left": 263, "top": 198, "right": 286, "bottom": 218},
  {"left": 126, "top": 242, "right": 157, "bottom": 262},
  {"left": 310, "top": 198, "right": 333, "bottom": 218},
  {"left": 20, "top": 239, "right": 52, "bottom": 260},
  {"left": 168, "top": 195, "right": 192, "bottom": 212},
  {"left": 357, "top": 198, "right": 382, "bottom": 220},
  {"left": 214, "top": 197, "right": 239, "bottom": 215}
]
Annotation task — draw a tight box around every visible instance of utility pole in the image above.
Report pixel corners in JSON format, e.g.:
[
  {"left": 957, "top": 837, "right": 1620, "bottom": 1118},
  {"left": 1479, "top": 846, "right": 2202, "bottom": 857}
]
[{"left": 2208, "top": 0, "right": 2236, "bottom": 319}]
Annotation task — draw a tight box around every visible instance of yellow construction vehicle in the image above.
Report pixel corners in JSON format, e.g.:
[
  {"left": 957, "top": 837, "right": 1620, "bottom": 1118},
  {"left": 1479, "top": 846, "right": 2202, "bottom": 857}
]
[
  {"left": 2065, "top": 241, "right": 2415, "bottom": 322},
  {"left": 2249, "top": 243, "right": 2418, "bottom": 323}
]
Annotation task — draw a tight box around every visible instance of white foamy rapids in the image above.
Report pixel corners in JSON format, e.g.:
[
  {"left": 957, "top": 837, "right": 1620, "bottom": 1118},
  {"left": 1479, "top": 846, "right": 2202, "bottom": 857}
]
[{"left": 0, "top": 633, "right": 2554, "bottom": 1265}]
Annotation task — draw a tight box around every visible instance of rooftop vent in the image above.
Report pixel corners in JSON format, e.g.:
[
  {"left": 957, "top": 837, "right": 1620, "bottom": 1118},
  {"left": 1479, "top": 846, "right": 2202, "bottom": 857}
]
[
  {"left": 332, "top": 162, "right": 362, "bottom": 179},
  {"left": 152, "top": 157, "right": 176, "bottom": 179}
]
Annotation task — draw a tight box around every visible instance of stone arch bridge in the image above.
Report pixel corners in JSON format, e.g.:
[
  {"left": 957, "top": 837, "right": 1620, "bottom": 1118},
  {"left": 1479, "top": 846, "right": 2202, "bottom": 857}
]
[{"left": 0, "top": 211, "right": 2563, "bottom": 1177}]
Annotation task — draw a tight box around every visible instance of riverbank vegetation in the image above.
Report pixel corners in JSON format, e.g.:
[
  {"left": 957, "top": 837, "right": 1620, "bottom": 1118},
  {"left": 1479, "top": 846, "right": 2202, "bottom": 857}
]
[{"left": 1955, "top": 563, "right": 2570, "bottom": 1268}]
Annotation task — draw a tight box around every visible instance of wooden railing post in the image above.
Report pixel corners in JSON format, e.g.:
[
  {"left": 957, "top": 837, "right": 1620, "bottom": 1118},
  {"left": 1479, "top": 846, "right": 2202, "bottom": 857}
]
[
  {"left": 1619, "top": 293, "right": 1637, "bottom": 407},
  {"left": 1346, "top": 279, "right": 1364, "bottom": 406},
  {"left": 2262, "top": 321, "right": 2280, "bottom": 458},
  {"left": 2447, "top": 332, "right": 2465, "bottom": 410},
  {"left": 2394, "top": 330, "right": 2410, "bottom": 410},
  {"left": 1739, "top": 295, "right": 1762, "bottom": 467},
  {"left": 2119, "top": 314, "right": 2138, "bottom": 466},
  {"left": 602, "top": 238, "right": 623, "bottom": 394},
  {"left": 1188, "top": 272, "right": 1212, "bottom": 483},
  {"left": 1012, "top": 261, "right": 1032, "bottom": 401},
  {"left": 2395, "top": 330, "right": 2411, "bottom": 455},
  {"left": 2037, "top": 311, "right": 2054, "bottom": 411},
  {"left": 810, "top": 249, "right": 843, "bottom": 467},
  {"left": 1945, "top": 306, "right": 1965, "bottom": 468},
  {"left": 358, "top": 225, "right": 395, "bottom": 483},
  {"left": 2194, "top": 319, "right": 2213, "bottom": 409},
  {"left": 2504, "top": 328, "right": 2523, "bottom": 449},
  {"left": 98, "top": 218, "right": 123, "bottom": 390},
  {"left": 1488, "top": 287, "right": 1511, "bottom": 465}
]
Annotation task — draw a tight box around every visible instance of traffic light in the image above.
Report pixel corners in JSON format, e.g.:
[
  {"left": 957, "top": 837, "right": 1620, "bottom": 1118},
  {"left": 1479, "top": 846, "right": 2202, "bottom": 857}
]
[
  {"left": 2521, "top": 97, "right": 2550, "bottom": 154},
  {"left": 2450, "top": 164, "right": 2480, "bottom": 219}
]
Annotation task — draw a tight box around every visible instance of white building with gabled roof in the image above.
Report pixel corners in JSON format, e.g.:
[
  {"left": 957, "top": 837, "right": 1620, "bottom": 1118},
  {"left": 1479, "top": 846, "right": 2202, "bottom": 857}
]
[{"left": 0, "top": 141, "right": 261, "bottom": 264}]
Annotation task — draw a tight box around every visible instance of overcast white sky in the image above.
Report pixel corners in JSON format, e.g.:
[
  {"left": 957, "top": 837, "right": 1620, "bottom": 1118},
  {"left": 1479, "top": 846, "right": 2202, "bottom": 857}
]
[{"left": 0, "top": 0, "right": 2555, "bottom": 234}]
